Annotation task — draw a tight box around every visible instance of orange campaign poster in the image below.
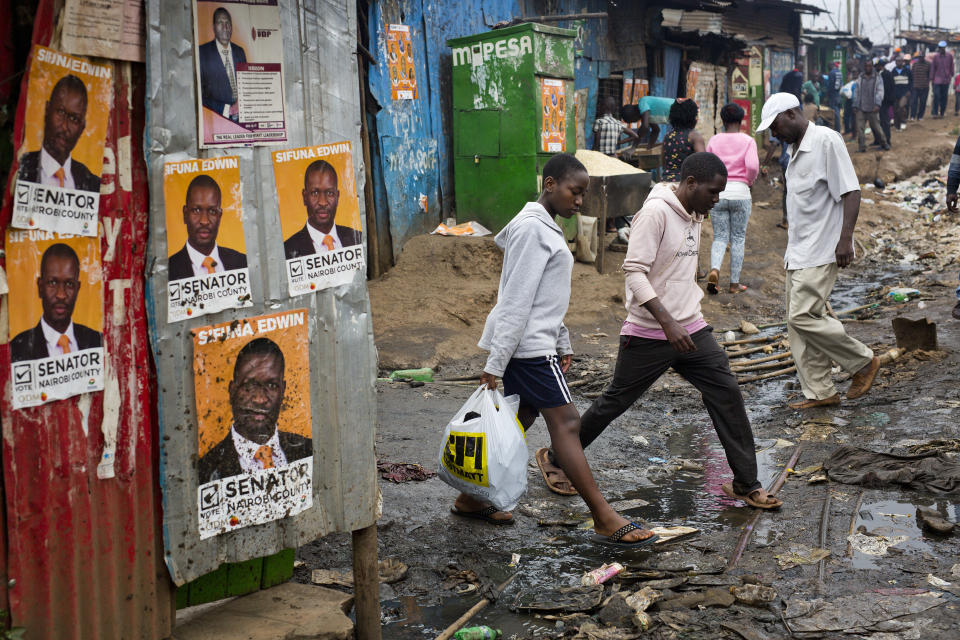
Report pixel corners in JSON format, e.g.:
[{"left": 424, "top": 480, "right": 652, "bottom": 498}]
[
  {"left": 271, "top": 142, "right": 364, "bottom": 297},
  {"left": 162, "top": 156, "right": 252, "bottom": 322},
  {"left": 686, "top": 63, "right": 701, "bottom": 100},
  {"left": 12, "top": 45, "right": 112, "bottom": 237},
  {"left": 193, "top": 309, "right": 313, "bottom": 539},
  {"left": 387, "top": 24, "right": 417, "bottom": 100},
  {"left": 7, "top": 229, "right": 104, "bottom": 409},
  {"left": 541, "top": 78, "right": 566, "bottom": 153}
]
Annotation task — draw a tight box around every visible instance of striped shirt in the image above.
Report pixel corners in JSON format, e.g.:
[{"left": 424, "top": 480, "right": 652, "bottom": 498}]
[{"left": 912, "top": 59, "right": 930, "bottom": 89}]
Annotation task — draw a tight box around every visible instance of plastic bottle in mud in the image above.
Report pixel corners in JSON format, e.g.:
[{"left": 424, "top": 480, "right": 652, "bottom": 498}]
[{"left": 452, "top": 626, "right": 502, "bottom": 640}]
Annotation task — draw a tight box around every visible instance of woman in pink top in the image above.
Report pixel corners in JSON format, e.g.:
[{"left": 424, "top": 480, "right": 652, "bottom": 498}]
[{"left": 704, "top": 104, "right": 760, "bottom": 294}]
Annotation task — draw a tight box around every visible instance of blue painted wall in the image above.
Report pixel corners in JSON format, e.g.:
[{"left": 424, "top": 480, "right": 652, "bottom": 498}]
[{"left": 368, "top": 0, "right": 523, "bottom": 257}]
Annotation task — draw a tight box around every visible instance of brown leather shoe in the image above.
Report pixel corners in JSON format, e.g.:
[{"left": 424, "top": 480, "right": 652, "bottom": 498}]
[
  {"left": 847, "top": 356, "right": 881, "bottom": 399},
  {"left": 788, "top": 393, "right": 841, "bottom": 410}
]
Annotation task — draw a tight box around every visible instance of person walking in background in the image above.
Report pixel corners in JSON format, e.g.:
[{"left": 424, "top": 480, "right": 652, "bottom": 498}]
[
  {"left": 878, "top": 59, "right": 895, "bottom": 147},
  {"left": 854, "top": 58, "right": 888, "bottom": 152},
  {"left": 802, "top": 69, "right": 821, "bottom": 108},
  {"left": 911, "top": 51, "right": 930, "bottom": 120},
  {"left": 947, "top": 134, "right": 960, "bottom": 320},
  {"left": 661, "top": 99, "right": 705, "bottom": 182},
  {"left": 705, "top": 104, "right": 759, "bottom": 294},
  {"left": 592, "top": 96, "right": 639, "bottom": 156},
  {"left": 827, "top": 61, "right": 843, "bottom": 132},
  {"left": 892, "top": 56, "right": 912, "bottom": 130},
  {"left": 953, "top": 70, "right": 960, "bottom": 116},
  {"left": 931, "top": 41, "right": 954, "bottom": 118},
  {"left": 779, "top": 61, "right": 804, "bottom": 101},
  {"left": 842, "top": 68, "right": 859, "bottom": 139},
  {"left": 758, "top": 93, "right": 881, "bottom": 409}
]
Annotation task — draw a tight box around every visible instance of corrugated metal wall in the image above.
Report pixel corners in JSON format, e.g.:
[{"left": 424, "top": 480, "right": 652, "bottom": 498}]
[
  {"left": 146, "top": 0, "right": 379, "bottom": 585},
  {"left": 0, "top": 0, "right": 175, "bottom": 637}
]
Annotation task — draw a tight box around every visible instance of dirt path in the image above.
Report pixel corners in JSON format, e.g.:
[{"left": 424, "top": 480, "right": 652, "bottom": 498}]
[{"left": 303, "top": 115, "right": 960, "bottom": 638}]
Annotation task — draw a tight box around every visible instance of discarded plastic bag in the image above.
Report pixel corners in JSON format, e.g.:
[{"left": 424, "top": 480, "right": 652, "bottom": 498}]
[
  {"left": 438, "top": 386, "right": 526, "bottom": 511},
  {"left": 431, "top": 221, "right": 492, "bottom": 236},
  {"left": 575, "top": 213, "right": 598, "bottom": 264}
]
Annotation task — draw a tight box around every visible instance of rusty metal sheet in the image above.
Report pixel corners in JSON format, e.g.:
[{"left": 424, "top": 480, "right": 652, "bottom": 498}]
[
  {"left": 146, "top": 0, "right": 378, "bottom": 584},
  {"left": 0, "top": 0, "right": 175, "bottom": 637}
]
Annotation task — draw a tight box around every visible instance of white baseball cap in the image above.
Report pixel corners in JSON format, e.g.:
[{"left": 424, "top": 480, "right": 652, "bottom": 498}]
[
  {"left": 938, "top": 40, "right": 948, "bottom": 48},
  {"left": 756, "top": 92, "right": 801, "bottom": 132}
]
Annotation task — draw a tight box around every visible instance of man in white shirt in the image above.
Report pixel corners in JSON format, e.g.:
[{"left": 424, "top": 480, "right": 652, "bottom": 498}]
[
  {"left": 168, "top": 174, "right": 247, "bottom": 281},
  {"left": 198, "top": 7, "right": 247, "bottom": 122},
  {"left": 283, "top": 160, "right": 362, "bottom": 259},
  {"left": 17, "top": 75, "right": 101, "bottom": 193},
  {"left": 11, "top": 243, "right": 102, "bottom": 362},
  {"left": 757, "top": 93, "right": 880, "bottom": 409},
  {"left": 198, "top": 337, "right": 312, "bottom": 483}
]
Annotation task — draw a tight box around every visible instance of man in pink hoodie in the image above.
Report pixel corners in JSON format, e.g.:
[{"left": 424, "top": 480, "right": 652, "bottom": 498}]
[{"left": 573, "top": 152, "right": 782, "bottom": 510}]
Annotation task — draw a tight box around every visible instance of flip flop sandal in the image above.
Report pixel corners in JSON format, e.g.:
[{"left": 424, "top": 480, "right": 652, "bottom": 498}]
[
  {"left": 721, "top": 483, "right": 783, "bottom": 510},
  {"left": 706, "top": 270, "right": 720, "bottom": 295},
  {"left": 450, "top": 505, "right": 515, "bottom": 525},
  {"left": 535, "top": 447, "right": 578, "bottom": 496},
  {"left": 590, "top": 521, "right": 660, "bottom": 548}
]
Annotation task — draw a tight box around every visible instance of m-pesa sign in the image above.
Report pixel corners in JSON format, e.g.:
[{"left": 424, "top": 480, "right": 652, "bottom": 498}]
[{"left": 452, "top": 35, "right": 533, "bottom": 67}]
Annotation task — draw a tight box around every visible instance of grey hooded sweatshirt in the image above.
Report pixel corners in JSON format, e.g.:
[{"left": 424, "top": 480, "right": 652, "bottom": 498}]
[{"left": 478, "top": 202, "right": 574, "bottom": 377}]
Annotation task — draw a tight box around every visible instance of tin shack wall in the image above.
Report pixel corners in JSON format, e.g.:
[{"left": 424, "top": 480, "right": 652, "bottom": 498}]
[
  {"left": 146, "top": 0, "right": 379, "bottom": 584},
  {"left": 367, "top": 0, "right": 523, "bottom": 256},
  {"left": 0, "top": 0, "right": 175, "bottom": 637}
]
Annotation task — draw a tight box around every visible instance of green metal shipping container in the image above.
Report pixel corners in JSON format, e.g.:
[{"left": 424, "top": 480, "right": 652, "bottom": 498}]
[{"left": 449, "top": 23, "right": 577, "bottom": 233}]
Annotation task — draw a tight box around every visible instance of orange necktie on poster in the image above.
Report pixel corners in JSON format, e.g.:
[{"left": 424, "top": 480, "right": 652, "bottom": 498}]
[
  {"left": 57, "top": 334, "right": 71, "bottom": 354},
  {"left": 54, "top": 167, "right": 65, "bottom": 188},
  {"left": 322, "top": 235, "right": 335, "bottom": 251},
  {"left": 254, "top": 445, "right": 274, "bottom": 469},
  {"left": 201, "top": 256, "right": 216, "bottom": 274}
]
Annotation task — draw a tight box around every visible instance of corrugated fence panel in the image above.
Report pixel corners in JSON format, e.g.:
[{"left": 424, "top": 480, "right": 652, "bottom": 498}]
[
  {"left": 146, "top": 0, "right": 378, "bottom": 584},
  {"left": 0, "top": 0, "right": 175, "bottom": 637}
]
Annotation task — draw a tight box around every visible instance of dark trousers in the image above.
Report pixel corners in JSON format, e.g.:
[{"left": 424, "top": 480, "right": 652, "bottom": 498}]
[
  {"left": 932, "top": 84, "right": 949, "bottom": 116},
  {"left": 911, "top": 87, "right": 928, "bottom": 119},
  {"left": 580, "top": 329, "right": 761, "bottom": 495},
  {"left": 894, "top": 94, "right": 909, "bottom": 128},
  {"left": 955, "top": 91, "right": 959, "bottom": 114},
  {"left": 843, "top": 99, "right": 855, "bottom": 134},
  {"left": 878, "top": 104, "right": 893, "bottom": 146}
]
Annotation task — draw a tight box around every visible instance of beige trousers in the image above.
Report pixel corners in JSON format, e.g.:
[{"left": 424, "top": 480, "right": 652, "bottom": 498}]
[{"left": 785, "top": 263, "right": 873, "bottom": 399}]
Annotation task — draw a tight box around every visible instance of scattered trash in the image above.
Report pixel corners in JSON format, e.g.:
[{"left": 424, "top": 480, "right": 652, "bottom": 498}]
[
  {"left": 927, "top": 574, "right": 952, "bottom": 589},
  {"left": 311, "top": 558, "right": 408, "bottom": 587},
  {"left": 389, "top": 367, "right": 435, "bottom": 382},
  {"left": 892, "top": 317, "right": 938, "bottom": 351},
  {"left": 581, "top": 562, "right": 625, "bottom": 586},
  {"left": 571, "top": 622, "right": 641, "bottom": 639},
  {"left": 511, "top": 585, "right": 604, "bottom": 613},
  {"left": 916, "top": 506, "right": 955, "bottom": 535},
  {"left": 951, "top": 564, "right": 960, "bottom": 577},
  {"left": 675, "top": 459, "right": 705, "bottom": 473},
  {"left": 649, "top": 525, "right": 699, "bottom": 543},
  {"left": 724, "top": 330, "right": 737, "bottom": 342},
  {"left": 432, "top": 221, "right": 492, "bottom": 237},
  {"left": 823, "top": 445, "right": 960, "bottom": 493},
  {"left": 625, "top": 586, "right": 660, "bottom": 613},
  {"left": 730, "top": 583, "right": 777, "bottom": 606},
  {"left": 775, "top": 545, "right": 831, "bottom": 570},
  {"left": 610, "top": 498, "right": 650, "bottom": 511},
  {"left": 887, "top": 287, "right": 921, "bottom": 302},
  {"left": 784, "top": 591, "right": 944, "bottom": 633},
  {"left": 509, "top": 553, "right": 521, "bottom": 567},
  {"left": 647, "top": 456, "right": 668, "bottom": 464},
  {"left": 452, "top": 625, "right": 501, "bottom": 639},
  {"left": 377, "top": 460, "right": 437, "bottom": 483},
  {"left": 630, "top": 435, "right": 649, "bottom": 446},
  {"left": 657, "top": 587, "right": 736, "bottom": 609},
  {"left": 846, "top": 531, "right": 908, "bottom": 556},
  {"left": 800, "top": 421, "right": 837, "bottom": 441},
  {"left": 739, "top": 320, "right": 760, "bottom": 335}
]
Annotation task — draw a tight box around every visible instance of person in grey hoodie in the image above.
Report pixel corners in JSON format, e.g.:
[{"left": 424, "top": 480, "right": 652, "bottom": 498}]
[
  {"left": 542, "top": 153, "right": 782, "bottom": 510},
  {"left": 454, "top": 153, "right": 659, "bottom": 548}
]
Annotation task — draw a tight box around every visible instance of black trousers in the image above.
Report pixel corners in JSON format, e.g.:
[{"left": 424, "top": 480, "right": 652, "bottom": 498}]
[{"left": 580, "top": 328, "right": 761, "bottom": 495}]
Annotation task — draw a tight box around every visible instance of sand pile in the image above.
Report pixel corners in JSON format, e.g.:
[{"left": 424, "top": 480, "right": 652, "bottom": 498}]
[{"left": 575, "top": 149, "right": 645, "bottom": 176}]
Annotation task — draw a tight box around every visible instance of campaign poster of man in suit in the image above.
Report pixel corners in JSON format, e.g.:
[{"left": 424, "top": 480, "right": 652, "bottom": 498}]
[
  {"left": 12, "top": 45, "right": 111, "bottom": 236},
  {"left": 163, "top": 156, "right": 252, "bottom": 322},
  {"left": 271, "top": 142, "right": 365, "bottom": 297},
  {"left": 7, "top": 231, "right": 105, "bottom": 409},
  {"left": 193, "top": 310, "right": 313, "bottom": 539},
  {"left": 193, "top": 0, "right": 287, "bottom": 148}
]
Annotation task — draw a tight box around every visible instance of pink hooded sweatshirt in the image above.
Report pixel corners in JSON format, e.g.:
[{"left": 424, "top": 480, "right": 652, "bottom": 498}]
[{"left": 622, "top": 182, "right": 705, "bottom": 330}]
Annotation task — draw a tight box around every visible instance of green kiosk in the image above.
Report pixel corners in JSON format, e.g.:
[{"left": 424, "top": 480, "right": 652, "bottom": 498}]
[{"left": 448, "top": 23, "right": 576, "bottom": 233}]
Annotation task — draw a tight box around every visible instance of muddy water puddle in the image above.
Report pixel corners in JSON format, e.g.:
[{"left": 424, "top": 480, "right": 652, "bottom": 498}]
[
  {"left": 849, "top": 496, "right": 949, "bottom": 570},
  {"left": 381, "top": 424, "right": 791, "bottom": 638}
]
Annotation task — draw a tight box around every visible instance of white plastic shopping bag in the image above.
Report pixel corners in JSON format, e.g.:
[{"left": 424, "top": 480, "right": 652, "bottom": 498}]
[{"left": 437, "top": 385, "right": 527, "bottom": 511}]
